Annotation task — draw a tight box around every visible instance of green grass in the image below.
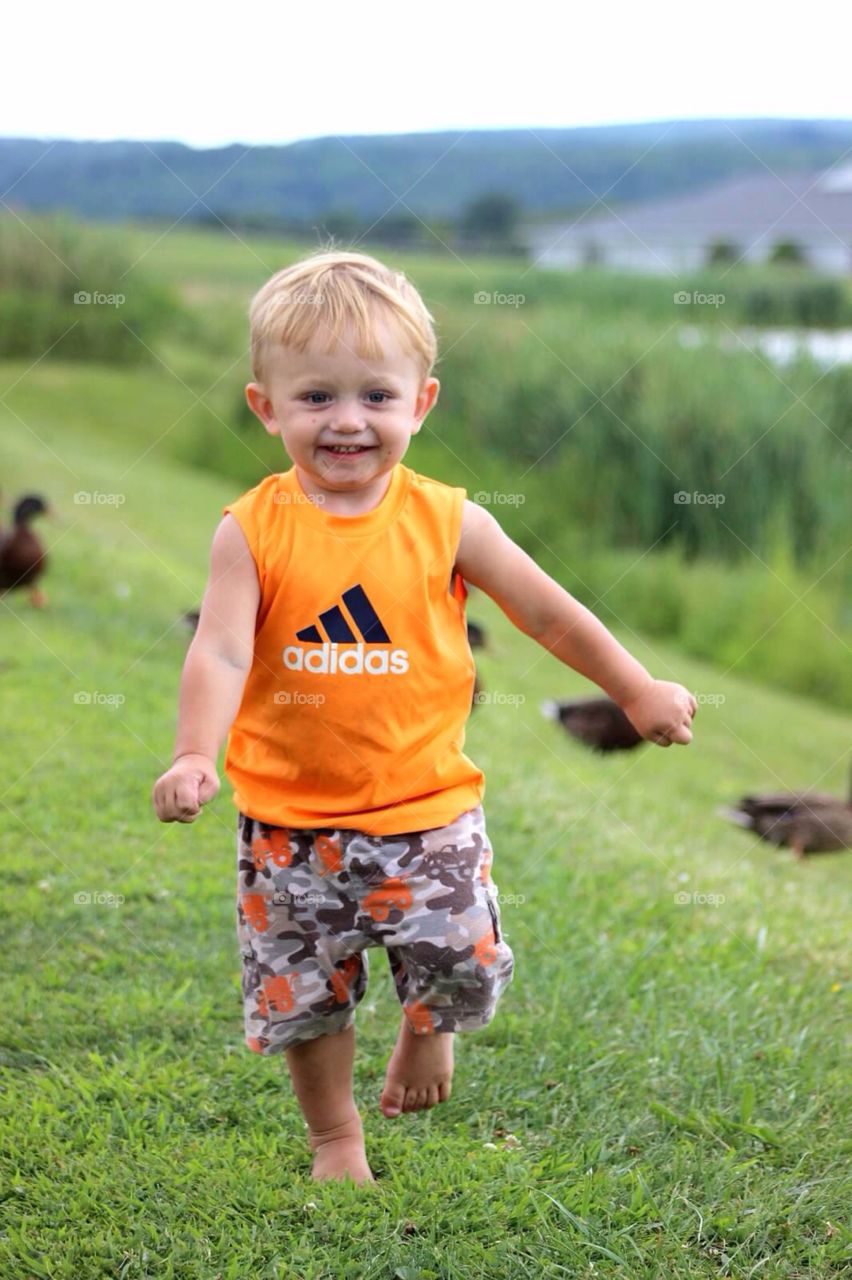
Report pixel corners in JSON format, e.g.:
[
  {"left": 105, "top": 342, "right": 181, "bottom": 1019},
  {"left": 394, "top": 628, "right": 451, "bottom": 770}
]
[{"left": 1, "top": 366, "right": 850, "bottom": 1277}]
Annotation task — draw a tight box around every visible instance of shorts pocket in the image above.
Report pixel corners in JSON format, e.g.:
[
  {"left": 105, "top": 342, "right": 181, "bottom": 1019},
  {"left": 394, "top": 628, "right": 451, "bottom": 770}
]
[{"left": 485, "top": 888, "right": 503, "bottom": 944}]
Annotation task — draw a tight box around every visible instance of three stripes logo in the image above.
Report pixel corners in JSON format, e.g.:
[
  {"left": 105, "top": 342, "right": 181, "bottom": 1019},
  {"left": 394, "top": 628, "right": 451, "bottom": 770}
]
[{"left": 284, "top": 583, "right": 409, "bottom": 675}]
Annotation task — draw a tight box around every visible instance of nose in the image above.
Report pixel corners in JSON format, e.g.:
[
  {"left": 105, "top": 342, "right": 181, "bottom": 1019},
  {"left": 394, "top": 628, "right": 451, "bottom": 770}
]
[{"left": 330, "top": 402, "right": 369, "bottom": 432}]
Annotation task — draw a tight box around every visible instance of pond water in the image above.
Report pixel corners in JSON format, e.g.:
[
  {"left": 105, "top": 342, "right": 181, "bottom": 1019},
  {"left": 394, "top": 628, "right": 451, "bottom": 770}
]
[{"left": 677, "top": 326, "right": 852, "bottom": 369}]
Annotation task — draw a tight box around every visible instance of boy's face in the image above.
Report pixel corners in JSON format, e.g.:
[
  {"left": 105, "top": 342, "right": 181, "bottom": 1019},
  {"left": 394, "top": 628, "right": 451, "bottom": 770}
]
[{"left": 245, "top": 313, "right": 439, "bottom": 496}]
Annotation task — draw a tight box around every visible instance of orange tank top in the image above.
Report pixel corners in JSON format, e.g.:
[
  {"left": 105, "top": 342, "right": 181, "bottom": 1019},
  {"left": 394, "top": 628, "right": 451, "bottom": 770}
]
[{"left": 221, "top": 462, "right": 484, "bottom": 835}]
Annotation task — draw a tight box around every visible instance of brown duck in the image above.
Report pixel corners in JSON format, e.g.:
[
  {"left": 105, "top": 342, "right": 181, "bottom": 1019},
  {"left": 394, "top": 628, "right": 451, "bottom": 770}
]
[
  {"left": 0, "top": 494, "right": 50, "bottom": 607},
  {"left": 541, "top": 696, "right": 644, "bottom": 752},
  {"left": 467, "top": 619, "right": 487, "bottom": 651},
  {"left": 719, "top": 769, "right": 852, "bottom": 858}
]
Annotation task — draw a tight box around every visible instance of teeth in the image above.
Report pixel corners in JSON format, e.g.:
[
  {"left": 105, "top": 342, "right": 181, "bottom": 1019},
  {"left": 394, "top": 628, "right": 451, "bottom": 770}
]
[{"left": 327, "top": 445, "right": 367, "bottom": 452}]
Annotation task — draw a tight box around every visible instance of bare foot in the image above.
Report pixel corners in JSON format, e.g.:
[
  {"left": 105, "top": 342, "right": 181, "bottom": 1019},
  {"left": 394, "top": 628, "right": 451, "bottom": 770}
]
[
  {"left": 380, "top": 1013, "right": 454, "bottom": 1118},
  {"left": 308, "top": 1112, "right": 375, "bottom": 1184}
]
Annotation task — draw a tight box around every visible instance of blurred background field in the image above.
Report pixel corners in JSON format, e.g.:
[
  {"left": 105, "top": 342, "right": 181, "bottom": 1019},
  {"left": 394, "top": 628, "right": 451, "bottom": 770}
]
[{"left": 3, "top": 211, "right": 850, "bottom": 709}]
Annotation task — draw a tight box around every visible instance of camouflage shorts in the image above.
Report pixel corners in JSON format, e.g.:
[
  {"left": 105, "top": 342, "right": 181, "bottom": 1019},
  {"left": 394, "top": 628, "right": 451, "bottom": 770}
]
[{"left": 235, "top": 803, "right": 515, "bottom": 1054}]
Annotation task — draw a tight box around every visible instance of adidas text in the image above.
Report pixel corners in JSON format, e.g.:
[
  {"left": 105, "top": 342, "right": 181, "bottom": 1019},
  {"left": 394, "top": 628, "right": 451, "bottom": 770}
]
[{"left": 283, "top": 643, "right": 409, "bottom": 675}]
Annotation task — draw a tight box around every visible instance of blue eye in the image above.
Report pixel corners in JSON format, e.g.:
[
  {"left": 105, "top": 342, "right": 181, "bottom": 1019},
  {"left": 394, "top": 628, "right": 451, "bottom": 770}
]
[{"left": 303, "top": 391, "right": 391, "bottom": 404}]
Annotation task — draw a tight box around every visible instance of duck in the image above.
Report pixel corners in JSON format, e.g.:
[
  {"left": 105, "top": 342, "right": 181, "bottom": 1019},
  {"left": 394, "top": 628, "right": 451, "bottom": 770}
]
[
  {"left": 719, "top": 770, "right": 852, "bottom": 858},
  {"left": 467, "top": 619, "right": 487, "bottom": 650},
  {"left": 541, "top": 695, "right": 645, "bottom": 752},
  {"left": 0, "top": 494, "right": 50, "bottom": 607}
]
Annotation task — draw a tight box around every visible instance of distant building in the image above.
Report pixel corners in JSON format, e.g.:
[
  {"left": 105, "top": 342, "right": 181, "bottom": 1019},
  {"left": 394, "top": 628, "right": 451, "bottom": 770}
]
[{"left": 524, "top": 164, "right": 852, "bottom": 275}]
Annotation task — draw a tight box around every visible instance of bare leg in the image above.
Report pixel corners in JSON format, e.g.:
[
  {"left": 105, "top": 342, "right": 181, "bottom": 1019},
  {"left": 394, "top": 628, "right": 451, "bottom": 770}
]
[{"left": 284, "top": 1022, "right": 374, "bottom": 1183}]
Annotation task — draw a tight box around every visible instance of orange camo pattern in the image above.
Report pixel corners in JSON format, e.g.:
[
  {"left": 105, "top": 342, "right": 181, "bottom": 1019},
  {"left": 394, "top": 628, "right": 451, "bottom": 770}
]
[
  {"left": 362, "top": 876, "right": 414, "bottom": 922},
  {"left": 235, "top": 804, "right": 515, "bottom": 1054},
  {"left": 252, "top": 827, "right": 293, "bottom": 871},
  {"left": 473, "top": 924, "right": 498, "bottom": 967},
  {"left": 241, "top": 892, "right": 269, "bottom": 932},
  {"left": 315, "top": 833, "right": 343, "bottom": 876},
  {"left": 403, "top": 999, "right": 435, "bottom": 1034},
  {"left": 329, "top": 954, "right": 361, "bottom": 1003},
  {"left": 257, "top": 973, "right": 296, "bottom": 1016}
]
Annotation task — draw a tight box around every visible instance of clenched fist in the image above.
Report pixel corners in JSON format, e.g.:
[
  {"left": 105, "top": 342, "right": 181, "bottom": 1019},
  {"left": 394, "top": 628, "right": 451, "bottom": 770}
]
[
  {"left": 621, "top": 679, "right": 697, "bottom": 747},
  {"left": 152, "top": 753, "right": 220, "bottom": 822}
]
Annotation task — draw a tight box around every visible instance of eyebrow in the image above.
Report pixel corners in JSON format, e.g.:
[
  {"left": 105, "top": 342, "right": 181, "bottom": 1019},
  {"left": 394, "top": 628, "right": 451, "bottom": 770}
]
[{"left": 290, "top": 374, "right": 405, "bottom": 392}]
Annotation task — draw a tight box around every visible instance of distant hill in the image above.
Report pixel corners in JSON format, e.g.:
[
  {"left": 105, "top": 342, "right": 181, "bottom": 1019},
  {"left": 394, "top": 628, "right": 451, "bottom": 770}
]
[{"left": 2, "top": 119, "right": 852, "bottom": 232}]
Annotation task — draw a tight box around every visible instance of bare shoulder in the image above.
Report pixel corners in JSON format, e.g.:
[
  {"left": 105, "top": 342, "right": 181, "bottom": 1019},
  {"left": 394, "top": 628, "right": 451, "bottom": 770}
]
[
  {"left": 211, "top": 512, "right": 256, "bottom": 565},
  {"left": 455, "top": 498, "right": 506, "bottom": 579},
  {"left": 192, "top": 515, "right": 260, "bottom": 670}
]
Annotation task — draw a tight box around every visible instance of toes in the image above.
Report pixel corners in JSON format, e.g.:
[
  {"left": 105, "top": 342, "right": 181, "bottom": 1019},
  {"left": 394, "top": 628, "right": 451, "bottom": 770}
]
[
  {"left": 380, "top": 1083, "right": 405, "bottom": 1118},
  {"left": 438, "top": 1080, "right": 452, "bottom": 1103}
]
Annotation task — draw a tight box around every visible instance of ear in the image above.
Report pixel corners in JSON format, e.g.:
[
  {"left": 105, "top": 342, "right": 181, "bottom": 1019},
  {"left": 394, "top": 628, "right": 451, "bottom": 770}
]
[
  {"left": 245, "top": 383, "right": 279, "bottom": 437},
  {"left": 412, "top": 377, "right": 440, "bottom": 432}
]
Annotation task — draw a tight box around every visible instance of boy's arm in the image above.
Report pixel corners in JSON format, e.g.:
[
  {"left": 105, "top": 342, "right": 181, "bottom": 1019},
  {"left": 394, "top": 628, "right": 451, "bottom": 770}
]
[
  {"left": 153, "top": 515, "right": 260, "bottom": 822},
  {"left": 454, "top": 501, "right": 696, "bottom": 746}
]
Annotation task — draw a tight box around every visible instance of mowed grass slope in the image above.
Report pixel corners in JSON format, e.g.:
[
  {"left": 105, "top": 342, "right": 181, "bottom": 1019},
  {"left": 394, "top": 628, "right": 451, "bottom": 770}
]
[{"left": 1, "top": 381, "right": 850, "bottom": 1279}]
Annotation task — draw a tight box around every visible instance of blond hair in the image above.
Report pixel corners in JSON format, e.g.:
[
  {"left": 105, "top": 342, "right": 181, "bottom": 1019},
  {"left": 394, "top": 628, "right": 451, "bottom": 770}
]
[{"left": 248, "top": 248, "right": 438, "bottom": 387}]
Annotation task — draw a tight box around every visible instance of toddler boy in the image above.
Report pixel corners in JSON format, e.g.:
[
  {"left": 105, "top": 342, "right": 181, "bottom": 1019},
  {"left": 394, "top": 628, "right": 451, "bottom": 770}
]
[{"left": 152, "top": 249, "right": 696, "bottom": 1184}]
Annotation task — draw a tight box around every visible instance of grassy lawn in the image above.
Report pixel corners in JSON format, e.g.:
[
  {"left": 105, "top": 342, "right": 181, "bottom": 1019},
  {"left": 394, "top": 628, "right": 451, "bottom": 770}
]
[{"left": 1, "top": 365, "right": 850, "bottom": 1278}]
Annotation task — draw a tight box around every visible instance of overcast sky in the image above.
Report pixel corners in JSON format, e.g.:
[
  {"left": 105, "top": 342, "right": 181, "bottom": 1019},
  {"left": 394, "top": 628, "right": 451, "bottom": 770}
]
[{"left": 4, "top": 0, "right": 849, "bottom": 148}]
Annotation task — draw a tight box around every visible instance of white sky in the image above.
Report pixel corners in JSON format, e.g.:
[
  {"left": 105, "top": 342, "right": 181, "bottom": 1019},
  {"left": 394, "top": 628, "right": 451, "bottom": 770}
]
[{"left": 3, "top": 0, "right": 850, "bottom": 148}]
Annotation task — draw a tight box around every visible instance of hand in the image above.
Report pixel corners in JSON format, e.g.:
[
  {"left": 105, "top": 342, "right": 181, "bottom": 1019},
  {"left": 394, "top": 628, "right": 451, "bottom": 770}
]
[
  {"left": 621, "top": 679, "right": 697, "bottom": 747},
  {"left": 152, "top": 753, "right": 220, "bottom": 822}
]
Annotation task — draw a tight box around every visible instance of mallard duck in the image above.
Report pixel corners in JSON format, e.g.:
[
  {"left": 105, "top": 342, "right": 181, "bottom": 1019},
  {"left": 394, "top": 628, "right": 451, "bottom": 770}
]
[
  {"left": 719, "top": 772, "right": 852, "bottom": 858},
  {"left": 541, "top": 696, "right": 644, "bottom": 752},
  {"left": 0, "top": 494, "right": 50, "bottom": 607}
]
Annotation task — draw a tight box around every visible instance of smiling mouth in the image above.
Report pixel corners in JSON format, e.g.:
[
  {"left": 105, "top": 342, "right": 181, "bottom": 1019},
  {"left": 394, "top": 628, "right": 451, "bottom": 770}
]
[{"left": 320, "top": 444, "right": 376, "bottom": 455}]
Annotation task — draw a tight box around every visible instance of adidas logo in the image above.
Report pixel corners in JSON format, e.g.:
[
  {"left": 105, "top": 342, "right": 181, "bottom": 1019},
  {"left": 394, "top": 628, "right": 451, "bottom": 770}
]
[{"left": 284, "top": 583, "right": 409, "bottom": 675}]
